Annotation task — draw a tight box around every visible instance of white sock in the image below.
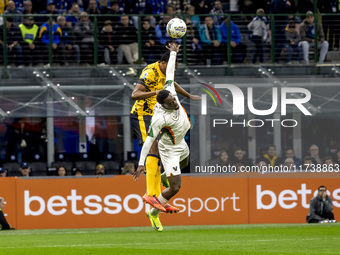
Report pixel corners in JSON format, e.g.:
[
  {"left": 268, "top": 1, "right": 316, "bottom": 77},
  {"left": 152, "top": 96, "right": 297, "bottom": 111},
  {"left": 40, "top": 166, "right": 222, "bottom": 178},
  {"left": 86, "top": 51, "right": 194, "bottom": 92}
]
[
  {"left": 150, "top": 207, "right": 160, "bottom": 216},
  {"left": 150, "top": 194, "right": 169, "bottom": 216},
  {"left": 158, "top": 193, "right": 169, "bottom": 205}
]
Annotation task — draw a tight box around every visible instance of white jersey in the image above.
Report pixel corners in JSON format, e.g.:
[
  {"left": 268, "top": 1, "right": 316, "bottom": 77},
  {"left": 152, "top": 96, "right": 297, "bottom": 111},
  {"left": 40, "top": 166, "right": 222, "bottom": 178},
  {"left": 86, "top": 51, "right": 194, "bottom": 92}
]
[
  {"left": 138, "top": 51, "right": 191, "bottom": 167},
  {"left": 150, "top": 101, "right": 191, "bottom": 146}
]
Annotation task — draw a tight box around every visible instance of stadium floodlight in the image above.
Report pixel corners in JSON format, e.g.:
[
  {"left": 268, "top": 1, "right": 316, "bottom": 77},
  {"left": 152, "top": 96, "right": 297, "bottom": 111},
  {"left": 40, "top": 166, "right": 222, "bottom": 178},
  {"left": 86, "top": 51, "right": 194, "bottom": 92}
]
[{"left": 0, "top": 108, "right": 8, "bottom": 120}]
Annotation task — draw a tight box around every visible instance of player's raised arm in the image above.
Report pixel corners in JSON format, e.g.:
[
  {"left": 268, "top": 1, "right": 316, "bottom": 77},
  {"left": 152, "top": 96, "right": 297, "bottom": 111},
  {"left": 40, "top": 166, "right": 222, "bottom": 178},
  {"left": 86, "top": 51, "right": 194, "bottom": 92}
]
[
  {"left": 174, "top": 82, "right": 201, "bottom": 101},
  {"left": 165, "top": 46, "right": 179, "bottom": 78},
  {"left": 131, "top": 65, "right": 163, "bottom": 100},
  {"left": 131, "top": 83, "right": 161, "bottom": 100},
  {"left": 165, "top": 44, "right": 201, "bottom": 101},
  {"left": 164, "top": 44, "right": 179, "bottom": 94}
]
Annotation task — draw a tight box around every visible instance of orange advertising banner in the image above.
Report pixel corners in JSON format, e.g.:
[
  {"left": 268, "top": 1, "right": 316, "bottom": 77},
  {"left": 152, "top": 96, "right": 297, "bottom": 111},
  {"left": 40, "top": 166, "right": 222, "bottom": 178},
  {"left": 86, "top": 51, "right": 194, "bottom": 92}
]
[
  {"left": 248, "top": 173, "right": 340, "bottom": 224},
  {"left": 14, "top": 176, "right": 248, "bottom": 229},
  {"left": 0, "top": 177, "right": 17, "bottom": 229},
  {"left": 1, "top": 174, "right": 339, "bottom": 229}
]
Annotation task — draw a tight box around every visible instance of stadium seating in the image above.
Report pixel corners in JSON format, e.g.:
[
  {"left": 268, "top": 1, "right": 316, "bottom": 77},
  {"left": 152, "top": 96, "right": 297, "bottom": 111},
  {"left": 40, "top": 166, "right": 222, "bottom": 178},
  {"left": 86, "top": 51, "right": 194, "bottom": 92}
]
[
  {"left": 74, "top": 161, "right": 97, "bottom": 175},
  {"left": 100, "top": 160, "right": 121, "bottom": 175},
  {"left": 3, "top": 162, "right": 20, "bottom": 177},
  {"left": 29, "top": 162, "right": 48, "bottom": 176},
  {"left": 51, "top": 161, "right": 73, "bottom": 175}
]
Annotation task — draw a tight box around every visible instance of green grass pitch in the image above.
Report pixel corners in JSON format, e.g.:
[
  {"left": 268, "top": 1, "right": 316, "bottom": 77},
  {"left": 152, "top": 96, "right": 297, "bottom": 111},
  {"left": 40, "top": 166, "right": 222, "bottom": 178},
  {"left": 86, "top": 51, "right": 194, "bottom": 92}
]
[{"left": 1, "top": 224, "right": 339, "bottom": 255}]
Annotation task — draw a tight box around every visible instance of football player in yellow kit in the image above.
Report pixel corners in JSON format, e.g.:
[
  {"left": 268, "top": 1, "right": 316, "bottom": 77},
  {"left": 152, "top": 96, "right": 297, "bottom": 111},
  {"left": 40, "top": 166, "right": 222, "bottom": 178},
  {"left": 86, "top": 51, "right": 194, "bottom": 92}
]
[
  {"left": 134, "top": 44, "right": 192, "bottom": 231},
  {"left": 130, "top": 45, "right": 200, "bottom": 212}
]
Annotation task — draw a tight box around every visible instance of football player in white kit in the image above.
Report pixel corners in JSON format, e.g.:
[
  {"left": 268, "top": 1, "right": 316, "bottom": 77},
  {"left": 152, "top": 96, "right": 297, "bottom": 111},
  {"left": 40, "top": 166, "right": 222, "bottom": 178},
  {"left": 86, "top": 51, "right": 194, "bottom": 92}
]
[{"left": 133, "top": 44, "right": 191, "bottom": 231}]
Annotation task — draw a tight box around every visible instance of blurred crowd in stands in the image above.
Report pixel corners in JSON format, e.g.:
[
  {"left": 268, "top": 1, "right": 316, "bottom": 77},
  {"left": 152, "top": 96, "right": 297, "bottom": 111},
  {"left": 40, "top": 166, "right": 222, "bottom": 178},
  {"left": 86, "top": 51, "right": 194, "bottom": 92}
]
[
  {"left": 0, "top": 0, "right": 339, "bottom": 66},
  {"left": 207, "top": 143, "right": 340, "bottom": 172},
  {"left": 1, "top": 142, "right": 339, "bottom": 177},
  {"left": 0, "top": 160, "right": 137, "bottom": 177}
]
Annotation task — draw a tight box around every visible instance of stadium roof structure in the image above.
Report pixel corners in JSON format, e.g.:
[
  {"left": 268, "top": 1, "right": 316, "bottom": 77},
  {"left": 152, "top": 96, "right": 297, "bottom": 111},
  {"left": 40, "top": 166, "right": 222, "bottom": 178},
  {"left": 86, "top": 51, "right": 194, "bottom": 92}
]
[{"left": 0, "top": 65, "right": 339, "bottom": 118}]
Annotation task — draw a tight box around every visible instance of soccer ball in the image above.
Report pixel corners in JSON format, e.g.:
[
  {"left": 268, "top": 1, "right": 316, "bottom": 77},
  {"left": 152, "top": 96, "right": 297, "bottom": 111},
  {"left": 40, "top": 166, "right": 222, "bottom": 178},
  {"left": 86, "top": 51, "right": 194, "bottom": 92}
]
[{"left": 166, "top": 18, "right": 187, "bottom": 39}]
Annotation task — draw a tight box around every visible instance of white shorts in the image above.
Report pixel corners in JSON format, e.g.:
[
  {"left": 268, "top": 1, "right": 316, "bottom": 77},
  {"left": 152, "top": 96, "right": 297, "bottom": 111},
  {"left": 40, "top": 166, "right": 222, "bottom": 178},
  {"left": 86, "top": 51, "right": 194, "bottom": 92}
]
[{"left": 158, "top": 139, "right": 189, "bottom": 177}]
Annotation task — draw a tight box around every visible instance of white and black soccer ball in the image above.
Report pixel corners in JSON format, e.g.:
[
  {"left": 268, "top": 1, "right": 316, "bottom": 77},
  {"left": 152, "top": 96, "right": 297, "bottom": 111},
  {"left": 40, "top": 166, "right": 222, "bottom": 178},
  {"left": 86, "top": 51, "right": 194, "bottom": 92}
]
[{"left": 166, "top": 18, "right": 187, "bottom": 39}]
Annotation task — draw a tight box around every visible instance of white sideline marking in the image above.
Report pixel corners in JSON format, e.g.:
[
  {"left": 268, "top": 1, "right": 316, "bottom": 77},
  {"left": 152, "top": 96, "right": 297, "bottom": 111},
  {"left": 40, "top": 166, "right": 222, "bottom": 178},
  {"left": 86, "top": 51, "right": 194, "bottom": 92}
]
[
  {"left": 3, "top": 237, "right": 340, "bottom": 249},
  {"left": 2, "top": 231, "right": 100, "bottom": 236}
]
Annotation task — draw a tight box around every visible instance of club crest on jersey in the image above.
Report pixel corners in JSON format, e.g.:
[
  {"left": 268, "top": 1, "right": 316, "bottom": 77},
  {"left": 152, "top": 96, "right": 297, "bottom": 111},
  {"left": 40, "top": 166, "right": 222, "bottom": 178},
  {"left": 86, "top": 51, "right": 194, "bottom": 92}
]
[{"left": 172, "top": 110, "right": 179, "bottom": 121}]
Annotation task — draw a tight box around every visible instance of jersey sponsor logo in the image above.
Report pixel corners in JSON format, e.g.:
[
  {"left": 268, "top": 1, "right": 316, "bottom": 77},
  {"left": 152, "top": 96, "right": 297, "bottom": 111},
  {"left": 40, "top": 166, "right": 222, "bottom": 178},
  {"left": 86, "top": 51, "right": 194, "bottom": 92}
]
[
  {"left": 142, "top": 72, "right": 148, "bottom": 79},
  {"left": 173, "top": 166, "right": 178, "bottom": 171}
]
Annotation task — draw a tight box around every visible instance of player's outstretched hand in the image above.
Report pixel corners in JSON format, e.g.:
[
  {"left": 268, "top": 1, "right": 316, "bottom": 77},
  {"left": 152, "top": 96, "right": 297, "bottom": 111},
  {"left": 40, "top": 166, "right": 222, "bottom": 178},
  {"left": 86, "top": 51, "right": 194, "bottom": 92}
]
[
  {"left": 190, "top": 95, "right": 202, "bottom": 101},
  {"left": 133, "top": 166, "right": 146, "bottom": 181},
  {"left": 166, "top": 43, "right": 181, "bottom": 53}
]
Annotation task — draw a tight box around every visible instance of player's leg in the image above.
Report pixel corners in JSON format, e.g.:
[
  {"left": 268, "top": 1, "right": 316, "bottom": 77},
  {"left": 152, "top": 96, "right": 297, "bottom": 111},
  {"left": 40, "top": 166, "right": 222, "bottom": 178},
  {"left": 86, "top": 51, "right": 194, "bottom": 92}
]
[
  {"left": 133, "top": 115, "right": 164, "bottom": 210},
  {"left": 146, "top": 209, "right": 163, "bottom": 232},
  {"left": 161, "top": 174, "right": 181, "bottom": 200},
  {"left": 143, "top": 141, "right": 168, "bottom": 211},
  {"left": 145, "top": 143, "right": 165, "bottom": 231},
  {"left": 160, "top": 155, "right": 187, "bottom": 200},
  {"left": 146, "top": 174, "right": 179, "bottom": 232},
  {"left": 160, "top": 142, "right": 189, "bottom": 213},
  {"left": 130, "top": 114, "right": 161, "bottom": 196},
  {"left": 160, "top": 157, "right": 186, "bottom": 214},
  {"left": 146, "top": 140, "right": 160, "bottom": 197},
  {"left": 150, "top": 174, "right": 181, "bottom": 215},
  {"left": 149, "top": 149, "right": 184, "bottom": 215},
  {"left": 135, "top": 114, "right": 161, "bottom": 197}
]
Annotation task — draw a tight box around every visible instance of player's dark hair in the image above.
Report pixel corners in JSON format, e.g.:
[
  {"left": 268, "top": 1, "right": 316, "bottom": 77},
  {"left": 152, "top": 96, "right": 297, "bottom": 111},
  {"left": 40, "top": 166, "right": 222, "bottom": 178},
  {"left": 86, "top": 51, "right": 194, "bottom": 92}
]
[
  {"left": 160, "top": 50, "right": 178, "bottom": 63},
  {"left": 157, "top": 90, "right": 171, "bottom": 104},
  {"left": 318, "top": 185, "right": 327, "bottom": 191}
]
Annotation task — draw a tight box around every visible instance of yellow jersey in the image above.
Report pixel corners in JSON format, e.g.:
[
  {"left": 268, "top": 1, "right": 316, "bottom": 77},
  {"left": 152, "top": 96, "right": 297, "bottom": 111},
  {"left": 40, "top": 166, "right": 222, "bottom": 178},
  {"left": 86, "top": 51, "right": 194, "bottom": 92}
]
[
  {"left": 0, "top": 0, "right": 8, "bottom": 14},
  {"left": 130, "top": 61, "right": 166, "bottom": 116}
]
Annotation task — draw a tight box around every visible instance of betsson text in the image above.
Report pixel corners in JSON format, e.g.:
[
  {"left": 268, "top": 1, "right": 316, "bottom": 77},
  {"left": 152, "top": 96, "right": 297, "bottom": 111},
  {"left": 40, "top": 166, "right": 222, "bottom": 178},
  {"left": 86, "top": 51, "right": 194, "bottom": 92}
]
[{"left": 24, "top": 190, "right": 240, "bottom": 217}]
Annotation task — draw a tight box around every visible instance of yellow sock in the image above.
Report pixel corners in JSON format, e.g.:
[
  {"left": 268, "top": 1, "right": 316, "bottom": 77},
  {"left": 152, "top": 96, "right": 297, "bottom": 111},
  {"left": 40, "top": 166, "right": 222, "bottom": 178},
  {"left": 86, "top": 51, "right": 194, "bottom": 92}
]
[
  {"left": 154, "top": 165, "right": 161, "bottom": 197},
  {"left": 145, "top": 155, "right": 160, "bottom": 196}
]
